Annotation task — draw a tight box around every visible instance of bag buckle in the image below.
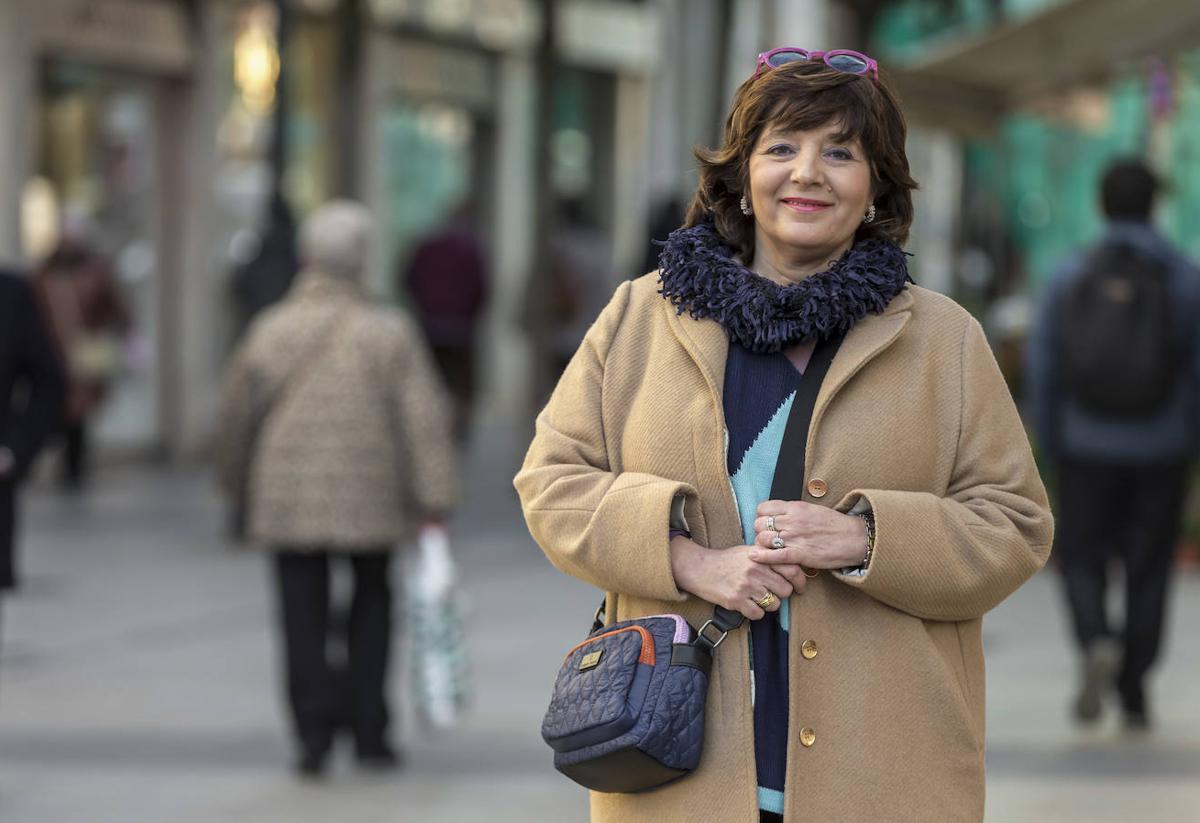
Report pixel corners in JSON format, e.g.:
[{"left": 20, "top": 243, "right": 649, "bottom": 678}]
[{"left": 696, "top": 619, "right": 730, "bottom": 652}]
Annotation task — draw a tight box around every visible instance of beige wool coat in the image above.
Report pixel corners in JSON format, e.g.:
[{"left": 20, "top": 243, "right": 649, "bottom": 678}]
[
  {"left": 515, "top": 273, "right": 1053, "bottom": 822},
  {"left": 217, "top": 270, "right": 457, "bottom": 549}
]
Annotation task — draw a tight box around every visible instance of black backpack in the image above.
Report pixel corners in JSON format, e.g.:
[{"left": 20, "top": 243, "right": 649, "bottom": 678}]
[{"left": 1057, "top": 241, "right": 1177, "bottom": 418}]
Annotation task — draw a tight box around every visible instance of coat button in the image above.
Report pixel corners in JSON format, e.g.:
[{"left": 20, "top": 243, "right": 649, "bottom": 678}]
[
  {"left": 801, "top": 640, "right": 818, "bottom": 660},
  {"left": 800, "top": 727, "right": 817, "bottom": 747},
  {"left": 807, "top": 478, "right": 828, "bottom": 498}
]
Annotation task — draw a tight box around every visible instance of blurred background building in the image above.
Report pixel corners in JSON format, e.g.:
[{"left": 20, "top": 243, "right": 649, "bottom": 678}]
[{"left": 0, "top": 0, "right": 1198, "bottom": 460}]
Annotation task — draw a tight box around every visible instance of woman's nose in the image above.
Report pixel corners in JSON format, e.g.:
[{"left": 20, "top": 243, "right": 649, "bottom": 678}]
[{"left": 789, "top": 150, "right": 824, "bottom": 186}]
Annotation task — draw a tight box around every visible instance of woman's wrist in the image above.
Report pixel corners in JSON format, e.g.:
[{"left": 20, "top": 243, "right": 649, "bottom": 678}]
[
  {"left": 669, "top": 534, "right": 705, "bottom": 594},
  {"left": 841, "top": 512, "right": 870, "bottom": 567}
]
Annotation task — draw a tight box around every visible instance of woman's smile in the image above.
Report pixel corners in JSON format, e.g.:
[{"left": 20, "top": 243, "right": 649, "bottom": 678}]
[{"left": 781, "top": 197, "right": 834, "bottom": 213}]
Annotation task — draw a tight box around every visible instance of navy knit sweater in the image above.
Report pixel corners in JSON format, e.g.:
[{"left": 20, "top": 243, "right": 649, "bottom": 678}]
[{"left": 722, "top": 341, "right": 807, "bottom": 815}]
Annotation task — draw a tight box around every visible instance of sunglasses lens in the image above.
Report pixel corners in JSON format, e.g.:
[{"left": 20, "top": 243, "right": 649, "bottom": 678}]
[
  {"left": 767, "top": 50, "right": 809, "bottom": 68},
  {"left": 827, "top": 53, "right": 869, "bottom": 74}
]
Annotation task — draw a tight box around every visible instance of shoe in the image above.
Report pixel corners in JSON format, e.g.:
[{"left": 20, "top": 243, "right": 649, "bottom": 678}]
[
  {"left": 1122, "top": 708, "right": 1151, "bottom": 732},
  {"left": 294, "top": 747, "right": 329, "bottom": 779},
  {"left": 1072, "top": 638, "right": 1119, "bottom": 725},
  {"left": 355, "top": 743, "right": 401, "bottom": 770}
]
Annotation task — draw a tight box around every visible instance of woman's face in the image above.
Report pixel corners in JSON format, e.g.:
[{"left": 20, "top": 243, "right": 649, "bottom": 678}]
[{"left": 747, "top": 120, "right": 874, "bottom": 271}]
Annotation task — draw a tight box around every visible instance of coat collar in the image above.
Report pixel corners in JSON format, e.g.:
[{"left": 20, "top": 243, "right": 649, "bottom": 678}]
[
  {"left": 289, "top": 268, "right": 366, "bottom": 302},
  {"left": 665, "top": 285, "right": 914, "bottom": 411}
]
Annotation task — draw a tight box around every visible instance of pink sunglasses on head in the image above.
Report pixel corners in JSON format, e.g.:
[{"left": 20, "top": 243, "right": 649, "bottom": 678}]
[{"left": 753, "top": 47, "right": 879, "bottom": 82}]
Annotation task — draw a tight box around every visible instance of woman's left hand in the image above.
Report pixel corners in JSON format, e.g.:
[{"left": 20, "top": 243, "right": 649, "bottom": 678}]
[{"left": 750, "top": 499, "right": 868, "bottom": 572}]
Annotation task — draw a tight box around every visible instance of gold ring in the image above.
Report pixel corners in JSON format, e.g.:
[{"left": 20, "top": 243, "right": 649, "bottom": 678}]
[
  {"left": 766, "top": 515, "right": 776, "bottom": 532},
  {"left": 754, "top": 592, "right": 779, "bottom": 609}
]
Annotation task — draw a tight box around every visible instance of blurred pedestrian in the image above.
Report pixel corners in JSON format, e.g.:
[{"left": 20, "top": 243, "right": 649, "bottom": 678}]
[
  {"left": 32, "top": 207, "right": 130, "bottom": 490},
  {"left": 216, "top": 200, "right": 459, "bottom": 777},
  {"left": 546, "top": 196, "right": 613, "bottom": 378},
  {"left": 1028, "top": 158, "right": 1200, "bottom": 730},
  {"left": 230, "top": 189, "right": 299, "bottom": 339},
  {"left": 640, "top": 194, "right": 685, "bottom": 276},
  {"left": 401, "top": 203, "right": 489, "bottom": 444},
  {"left": 0, "top": 269, "right": 65, "bottom": 653},
  {"left": 516, "top": 49, "right": 1052, "bottom": 823}
]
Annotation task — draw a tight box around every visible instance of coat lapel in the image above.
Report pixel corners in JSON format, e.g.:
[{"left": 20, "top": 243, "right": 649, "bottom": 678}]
[
  {"left": 810, "top": 287, "right": 913, "bottom": 436},
  {"left": 664, "top": 302, "right": 730, "bottom": 404}
]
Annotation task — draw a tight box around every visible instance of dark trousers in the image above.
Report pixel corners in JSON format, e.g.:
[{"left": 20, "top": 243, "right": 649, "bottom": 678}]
[
  {"left": 428, "top": 343, "right": 476, "bottom": 444},
  {"left": 62, "top": 420, "right": 87, "bottom": 487},
  {"left": 1, "top": 483, "right": 16, "bottom": 591},
  {"left": 1055, "top": 458, "right": 1188, "bottom": 710},
  {"left": 274, "top": 550, "right": 394, "bottom": 754}
]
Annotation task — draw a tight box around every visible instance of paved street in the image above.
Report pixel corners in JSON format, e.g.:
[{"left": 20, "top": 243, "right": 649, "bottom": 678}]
[{"left": 2, "top": 421, "right": 1200, "bottom": 822}]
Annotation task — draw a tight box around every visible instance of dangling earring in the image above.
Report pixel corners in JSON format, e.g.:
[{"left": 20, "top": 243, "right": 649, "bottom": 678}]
[
  {"left": 740, "top": 195, "right": 753, "bottom": 216},
  {"left": 863, "top": 204, "right": 876, "bottom": 224}
]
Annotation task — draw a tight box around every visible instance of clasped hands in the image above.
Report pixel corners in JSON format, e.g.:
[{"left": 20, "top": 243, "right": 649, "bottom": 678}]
[{"left": 670, "top": 499, "right": 868, "bottom": 621}]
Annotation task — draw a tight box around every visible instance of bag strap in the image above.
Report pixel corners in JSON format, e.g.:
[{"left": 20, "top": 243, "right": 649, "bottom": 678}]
[
  {"left": 768, "top": 332, "right": 845, "bottom": 502},
  {"left": 591, "top": 332, "right": 848, "bottom": 656}
]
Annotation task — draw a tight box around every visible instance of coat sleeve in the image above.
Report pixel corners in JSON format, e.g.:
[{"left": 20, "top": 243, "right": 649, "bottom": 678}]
[
  {"left": 389, "top": 317, "right": 459, "bottom": 517},
  {"left": 4, "top": 279, "right": 66, "bottom": 480},
  {"left": 831, "top": 316, "right": 1054, "bottom": 622},
  {"left": 213, "top": 338, "right": 263, "bottom": 500},
  {"left": 513, "top": 281, "right": 695, "bottom": 602}
]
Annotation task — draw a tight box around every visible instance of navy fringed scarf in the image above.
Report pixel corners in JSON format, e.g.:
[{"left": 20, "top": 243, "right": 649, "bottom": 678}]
[{"left": 657, "top": 221, "right": 912, "bottom": 353}]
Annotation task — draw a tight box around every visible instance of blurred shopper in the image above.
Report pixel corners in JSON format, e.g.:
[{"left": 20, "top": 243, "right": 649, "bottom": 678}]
[
  {"left": 640, "top": 194, "right": 686, "bottom": 276},
  {"left": 546, "top": 196, "right": 613, "bottom": 379},
  {"left": 0, "top": 269, "right": 65, "bottom": 654},
  {"left": 516, "top": 51, "right": 1052, "bottom": 823},
  {"left": 32, "top": 208, "right": 130, "bottom": 490},
  {"left": 216, "top": 200, "right": 458, "bottom": 777},
  {"left": 402, "top": 204, "right": 489, "bottom": 444},
  {"left": 1028, "top": 158, "right": 1200, "bottom": 730},
  {"left": 231, "top": 189, "right": 300, "bottom": 339}
]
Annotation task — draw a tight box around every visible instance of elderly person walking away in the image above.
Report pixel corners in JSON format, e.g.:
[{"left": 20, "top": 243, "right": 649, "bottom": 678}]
[
  {"left": 217, "top": 200, "right": 458, "bottom": 778},
  {"left": 515, "top": 49, "right": 1053, "bottom": 822}
]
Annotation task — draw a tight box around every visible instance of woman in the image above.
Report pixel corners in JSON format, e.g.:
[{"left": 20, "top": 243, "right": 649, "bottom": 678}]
[
  {"left": 217, "top": 200, "right": 458, "bottom": 777},
  {"left": 515, "top": 50, "right": 1052, "bottom": 823}
]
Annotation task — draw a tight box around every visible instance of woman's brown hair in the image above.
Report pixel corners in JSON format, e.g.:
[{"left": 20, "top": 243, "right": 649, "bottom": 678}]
[{"left": 685, "top": 60, "right": 918, "bottom": 261}]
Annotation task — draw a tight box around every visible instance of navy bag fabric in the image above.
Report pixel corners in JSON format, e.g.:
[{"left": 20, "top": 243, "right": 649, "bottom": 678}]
[{"left": 541, "top": 615, "right": 711, "bottom": 792}]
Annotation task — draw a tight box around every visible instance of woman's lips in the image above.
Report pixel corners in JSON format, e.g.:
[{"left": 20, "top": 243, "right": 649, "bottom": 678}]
[{"left": 782, "top": 198, "right": 832, "bottom": 213}]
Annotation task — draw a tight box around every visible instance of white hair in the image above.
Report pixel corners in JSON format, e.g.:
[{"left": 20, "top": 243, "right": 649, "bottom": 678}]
[{"left": 299, "top": 199, "right": 372, "bottom": 279}]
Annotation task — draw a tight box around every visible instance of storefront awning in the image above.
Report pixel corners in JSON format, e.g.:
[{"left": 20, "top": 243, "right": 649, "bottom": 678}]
[{"left": 889, "top": 0, "right": 1200, "bottom": 135}]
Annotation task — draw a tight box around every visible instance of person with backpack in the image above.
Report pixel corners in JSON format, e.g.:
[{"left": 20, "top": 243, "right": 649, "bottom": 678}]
[{"left": 1027, "top": 158, "right": 1200, "bottom": 730}]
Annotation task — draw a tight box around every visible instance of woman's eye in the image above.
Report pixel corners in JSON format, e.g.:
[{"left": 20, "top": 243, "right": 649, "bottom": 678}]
[
  {"left": 825, "top": 147, "right": 855, "bottom": 161},
  {"left": 767, "top": 144, "right": 795, "bottom": 156}
]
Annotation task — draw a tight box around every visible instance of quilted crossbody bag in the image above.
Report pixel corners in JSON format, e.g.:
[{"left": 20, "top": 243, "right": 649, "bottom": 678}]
[
  {"left": 540, "top": 602, "right": 744, "bottom": 793},
  {"left": 539, "top": 332, "right": 845, "bottom": 794}
]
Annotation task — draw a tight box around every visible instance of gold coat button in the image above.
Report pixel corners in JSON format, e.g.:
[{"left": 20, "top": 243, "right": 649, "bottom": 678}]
[
  {"left": 801, "top": 640, "right": 818, "bottom": 660},
  {"left": 800, "top": 727, "right": 817, "bottom": 747},
  {"left": 807, "top": 478, "right": 828, "bottom": 498}
]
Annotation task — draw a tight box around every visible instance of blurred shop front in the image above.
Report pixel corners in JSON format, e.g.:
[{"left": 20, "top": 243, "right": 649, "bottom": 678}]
[
  {"left": 364, "top": 0, "right": 663, "bottom": 420},
  {"left": 0, "top": 0, "right": 196, "bottom": 458},
  {"left": 876, "top": 0, "right": 1200, "bottom": 394}
]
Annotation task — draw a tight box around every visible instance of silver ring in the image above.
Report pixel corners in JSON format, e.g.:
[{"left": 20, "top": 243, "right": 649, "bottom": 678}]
[
  {"left": 771, "top": 534, "right": 785, "bottom": 549},
  {"left": 766, "top": 515, "right": 775, "bottom": 531}
]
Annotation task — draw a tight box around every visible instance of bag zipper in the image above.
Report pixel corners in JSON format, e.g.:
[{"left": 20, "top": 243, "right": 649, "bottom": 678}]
[{"left": 566, "top": 626, "right": 655, "bottom": 666}]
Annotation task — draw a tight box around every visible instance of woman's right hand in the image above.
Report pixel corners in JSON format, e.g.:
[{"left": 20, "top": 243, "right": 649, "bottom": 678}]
[{"left": 669, "top": 535, "right": 806, "bottom": 620}]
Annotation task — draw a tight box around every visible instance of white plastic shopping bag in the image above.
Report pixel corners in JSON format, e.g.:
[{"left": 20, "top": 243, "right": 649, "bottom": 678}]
[{"left": 404, "top": 524, "right": 470, "bottom": 731}]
